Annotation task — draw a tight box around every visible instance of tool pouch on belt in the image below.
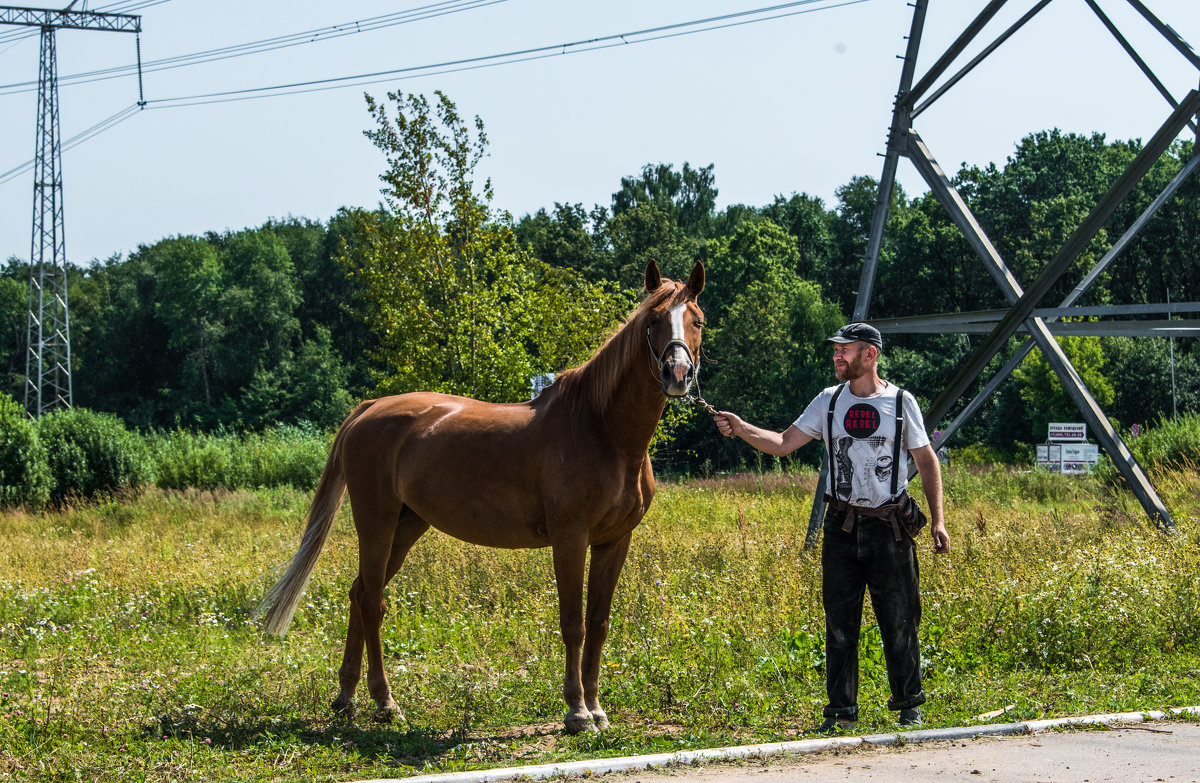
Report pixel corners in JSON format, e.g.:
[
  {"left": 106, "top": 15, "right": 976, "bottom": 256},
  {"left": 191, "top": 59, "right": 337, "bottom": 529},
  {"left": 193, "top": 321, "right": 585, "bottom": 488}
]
[{"left": 895, "top": 489, "right": 928, "bottom": 539}]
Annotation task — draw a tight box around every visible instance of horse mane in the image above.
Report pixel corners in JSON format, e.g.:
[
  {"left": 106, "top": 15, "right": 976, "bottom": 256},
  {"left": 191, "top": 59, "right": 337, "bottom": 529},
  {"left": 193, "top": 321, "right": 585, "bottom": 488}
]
[{"left": 551, "top": 279, "right": 690, "bottom": 417}]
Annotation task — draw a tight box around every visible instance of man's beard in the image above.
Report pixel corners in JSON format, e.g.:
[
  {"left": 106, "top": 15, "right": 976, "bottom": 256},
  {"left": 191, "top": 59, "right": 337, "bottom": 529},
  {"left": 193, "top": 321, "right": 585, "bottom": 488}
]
[{"left": 835, "top": 358, "right": 866, "bottom": 381}]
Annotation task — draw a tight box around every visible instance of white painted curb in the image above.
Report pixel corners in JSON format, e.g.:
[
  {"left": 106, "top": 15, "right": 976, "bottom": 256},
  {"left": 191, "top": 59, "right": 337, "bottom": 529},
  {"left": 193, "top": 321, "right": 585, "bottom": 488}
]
[{"left": 350, "top": 705, "right": 1200, "bottom": 783}]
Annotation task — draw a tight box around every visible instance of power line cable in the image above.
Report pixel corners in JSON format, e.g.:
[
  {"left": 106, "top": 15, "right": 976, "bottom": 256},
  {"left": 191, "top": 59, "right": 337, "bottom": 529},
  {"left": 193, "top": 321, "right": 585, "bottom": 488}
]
[
  {"left": 143, "top": 0, "right": 871, "bottom": 109},
  {"left": 0, "top": 0, "right": 508, "bottom": 91},
  {"left": 0, "top": 0, "right": 871, "bottom": 182},
  {"left": 0, "top": 102, "right": 140, "bottom": 186}
]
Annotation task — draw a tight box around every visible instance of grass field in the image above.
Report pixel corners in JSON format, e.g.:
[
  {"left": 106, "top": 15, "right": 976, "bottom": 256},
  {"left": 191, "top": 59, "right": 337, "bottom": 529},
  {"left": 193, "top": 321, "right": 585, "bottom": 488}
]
[{"left": 1, "top": 465, "right": 1198, "bottom": 782}]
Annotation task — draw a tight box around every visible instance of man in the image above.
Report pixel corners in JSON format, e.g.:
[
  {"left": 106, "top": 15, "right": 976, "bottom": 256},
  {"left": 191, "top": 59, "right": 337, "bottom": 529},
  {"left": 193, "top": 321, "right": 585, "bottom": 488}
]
[{"left": 713, "top": 322, "right": 949, "bottom": 732}]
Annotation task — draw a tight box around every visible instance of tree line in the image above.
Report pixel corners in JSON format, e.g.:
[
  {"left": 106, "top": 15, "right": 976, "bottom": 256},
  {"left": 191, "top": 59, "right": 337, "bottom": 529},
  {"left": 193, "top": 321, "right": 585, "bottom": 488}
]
[{"left": 1, "top": 90, "right": 1196, "bottom": 473}]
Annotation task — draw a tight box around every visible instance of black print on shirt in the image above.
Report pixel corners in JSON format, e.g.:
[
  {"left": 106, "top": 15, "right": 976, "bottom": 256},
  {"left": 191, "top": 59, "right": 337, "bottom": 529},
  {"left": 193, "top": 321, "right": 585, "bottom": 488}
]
[{"left": 834, "top": 434, "right": 893, "bottom": 506}]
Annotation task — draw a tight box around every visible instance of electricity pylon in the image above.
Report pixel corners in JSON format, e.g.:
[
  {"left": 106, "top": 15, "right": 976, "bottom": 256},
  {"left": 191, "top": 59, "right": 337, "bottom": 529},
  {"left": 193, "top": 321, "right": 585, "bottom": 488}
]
[{"left": 0, "top": 4, "right": 141, "bottom": 416}]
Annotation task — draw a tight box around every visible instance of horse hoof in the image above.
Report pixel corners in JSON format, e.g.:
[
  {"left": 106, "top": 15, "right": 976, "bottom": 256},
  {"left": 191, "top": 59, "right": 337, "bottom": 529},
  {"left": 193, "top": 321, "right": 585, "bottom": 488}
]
[
  {"left": 331, "top": 698, "right": 355, "bottom": 718},
  {"left": 591, "top": 710, "right": 610, "bottom": 730},
  {"left": 563, "top": 715, "right": 599, "bottom": 735},
  {"left": 373, "top": 700, "right": 402, "bottom": 723}
]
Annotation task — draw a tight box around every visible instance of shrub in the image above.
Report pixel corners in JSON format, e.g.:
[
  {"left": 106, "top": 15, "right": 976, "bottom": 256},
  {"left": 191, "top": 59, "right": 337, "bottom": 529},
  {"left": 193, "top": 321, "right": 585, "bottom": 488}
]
[
  {"left": 0, "top": 394, "right": 51, "bottom": 509},
  {"left": 38, "top": 407, "right": 149, "bottom": 504},
  {"left": 149, "top": 424, "right": 330, "bottom": 491},
  {"left": 148, "top": 430, "right": 236, "bottom": 491},
  {"left": 231, "top": 423, "right": 331, "bottom": 490},
  {"left": 1127, "top": 413, "right": 1200, "bottom": 472}
]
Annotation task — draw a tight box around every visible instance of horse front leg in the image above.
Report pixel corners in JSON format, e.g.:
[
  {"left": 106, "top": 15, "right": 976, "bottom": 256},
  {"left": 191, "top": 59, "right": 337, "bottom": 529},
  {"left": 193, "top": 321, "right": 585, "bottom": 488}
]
[
  {"left": 551, "top": 537, "right": 593, "bottom": 734},
  {"left": 582, "top": 534, "right": 632, "bottom": 730}
]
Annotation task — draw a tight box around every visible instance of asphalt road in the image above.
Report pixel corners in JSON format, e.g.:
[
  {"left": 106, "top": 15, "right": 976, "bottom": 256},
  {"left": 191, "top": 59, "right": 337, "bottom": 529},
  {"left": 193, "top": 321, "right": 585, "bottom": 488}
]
[{"left": 612, "top": 722, "right": 1200, "bottom": 783}]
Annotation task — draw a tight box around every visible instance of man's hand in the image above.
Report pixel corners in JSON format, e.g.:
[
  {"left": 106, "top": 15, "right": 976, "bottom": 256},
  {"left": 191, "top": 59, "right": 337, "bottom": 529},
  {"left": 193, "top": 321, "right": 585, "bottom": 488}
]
[
  {"left": 713, "top": 411, "right": 744, "bottom": 438},
  {"left": 931, "top": 521, "right": 950, "bottom": 554}
]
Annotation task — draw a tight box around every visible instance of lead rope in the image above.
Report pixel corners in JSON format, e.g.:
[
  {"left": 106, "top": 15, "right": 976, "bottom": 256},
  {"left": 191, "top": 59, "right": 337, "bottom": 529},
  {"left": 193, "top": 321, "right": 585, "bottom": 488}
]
[
  {"left": 684, "top": 369, "right": 718, "bottom": 415},
  {"left": 686, "top": 345, "right": 718, "bottom": 414}
]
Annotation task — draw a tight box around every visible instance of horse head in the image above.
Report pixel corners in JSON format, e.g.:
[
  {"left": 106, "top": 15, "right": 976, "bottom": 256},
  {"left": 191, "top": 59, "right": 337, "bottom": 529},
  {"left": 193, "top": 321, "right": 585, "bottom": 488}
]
[{"left": 644, "top": 260, "right": 705, "bottom": 398}]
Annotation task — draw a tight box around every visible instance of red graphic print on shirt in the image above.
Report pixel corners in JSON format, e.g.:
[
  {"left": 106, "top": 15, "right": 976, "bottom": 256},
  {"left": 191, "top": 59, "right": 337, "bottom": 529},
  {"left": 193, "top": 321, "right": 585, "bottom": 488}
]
[{"left": 842, "top": 403, "right": 880, "bottom": 439}]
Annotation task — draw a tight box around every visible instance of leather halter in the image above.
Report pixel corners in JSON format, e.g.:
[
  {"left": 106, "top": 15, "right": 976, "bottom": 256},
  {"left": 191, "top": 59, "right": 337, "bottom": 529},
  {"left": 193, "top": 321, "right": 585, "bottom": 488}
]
[{"left": 646, "top": 328, "right": 696, "bottom": 375}]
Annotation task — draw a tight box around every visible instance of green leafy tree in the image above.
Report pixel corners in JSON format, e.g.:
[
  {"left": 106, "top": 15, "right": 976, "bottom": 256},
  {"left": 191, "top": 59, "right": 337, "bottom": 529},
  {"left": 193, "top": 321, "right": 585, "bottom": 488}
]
[
  {"left": 0, "top": 270, "right": 28, "bottom": 401},
  {"left": 826, "top": 175, "right": 908, "bottom": 317},
  {"left": 515, "top": 202, "right": 614, "bottom": 282},
  {"left": 612, "top": 162, "right": 717, "bottom": 237},
  {"left": 757, "top": 193, "right": 836, "bottom": 281},
  {"left": 957, "top": 130, "right": 1138, "bottom": 305},
  {"left": 242, "top": 325, "right": 354, "bottom": 429},
  {"left": 1107, "top": 140, "right": 1200, "bottom": 306},
  {"left": 347, "top": 90, "right": 627, "bottom": 401},
  {"left": 1103, "top": 336, "right": 1200, "bottom": 428},
  {"left": 605, "top": 203, "right": 699, "bottom": 291},
  {"left": 153, "top": 237, "right": 224, "bottom": 414},
  {"left": 1013, "top": 334, "right": 1114, "bottom": 444},
  {"left": 214, "top": 228, "right": 303, "bottom": 400},
  {"left": 701, "top": 219, "right": 799, "bottom": 325}
]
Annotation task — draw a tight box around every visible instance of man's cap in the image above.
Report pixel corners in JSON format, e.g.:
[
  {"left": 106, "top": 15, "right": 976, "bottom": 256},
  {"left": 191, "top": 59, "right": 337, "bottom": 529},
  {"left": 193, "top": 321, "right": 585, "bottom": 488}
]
[{"left": 824, "top": 322, "right": 883, "bottom": 351}]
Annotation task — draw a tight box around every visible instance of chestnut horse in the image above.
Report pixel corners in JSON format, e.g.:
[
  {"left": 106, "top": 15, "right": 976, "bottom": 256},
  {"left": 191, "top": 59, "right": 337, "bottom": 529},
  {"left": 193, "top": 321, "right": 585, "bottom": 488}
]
[{"left": 260, "top": 260, "right": 706, "bottom": 734}]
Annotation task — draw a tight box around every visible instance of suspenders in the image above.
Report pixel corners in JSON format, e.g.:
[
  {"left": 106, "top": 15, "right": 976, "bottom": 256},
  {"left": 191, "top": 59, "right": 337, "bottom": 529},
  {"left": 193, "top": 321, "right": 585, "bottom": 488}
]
[
  {"left": 891, "top": 389, "right": 907, "bottom": 500},
  {"left": 825, "top": 383, "right": 846, "bottom": 498},
  {"left": 826, "top": 383, "right": 907, "bottom": 504}
]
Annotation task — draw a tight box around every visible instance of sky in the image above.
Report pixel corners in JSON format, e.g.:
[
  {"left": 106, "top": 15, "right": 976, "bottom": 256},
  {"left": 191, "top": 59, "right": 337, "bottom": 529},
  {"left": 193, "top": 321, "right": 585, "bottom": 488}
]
[{"left": 0, "top": 0, "right": 1198, "bottom": 266}]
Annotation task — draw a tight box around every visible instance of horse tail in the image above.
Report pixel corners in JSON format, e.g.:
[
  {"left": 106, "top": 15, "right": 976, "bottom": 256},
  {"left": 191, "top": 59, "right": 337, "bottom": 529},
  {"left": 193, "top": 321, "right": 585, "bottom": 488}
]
[{"left": 258, "top": 402, "right": 372, "bottom": 636}]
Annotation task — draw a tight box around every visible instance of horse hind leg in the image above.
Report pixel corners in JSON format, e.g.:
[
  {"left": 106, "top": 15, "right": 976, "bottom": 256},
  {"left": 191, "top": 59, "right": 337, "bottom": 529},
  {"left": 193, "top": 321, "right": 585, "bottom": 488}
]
[
  {"left": 333, "top": 575, "right": 367, "bottom": 717},
  {"left": 334, "top": 506, "right": 429, "bottom": 721}
]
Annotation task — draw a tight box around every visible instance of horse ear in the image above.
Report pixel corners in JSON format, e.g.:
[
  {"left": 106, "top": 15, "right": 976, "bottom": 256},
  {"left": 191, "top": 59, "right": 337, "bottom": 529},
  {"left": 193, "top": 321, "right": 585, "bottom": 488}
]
[
  {"left": 686, "top": 260, "right": 705, "bottom": 297},
  {"left": 644, "top": 259, "right": 662, "bottom": 292}
]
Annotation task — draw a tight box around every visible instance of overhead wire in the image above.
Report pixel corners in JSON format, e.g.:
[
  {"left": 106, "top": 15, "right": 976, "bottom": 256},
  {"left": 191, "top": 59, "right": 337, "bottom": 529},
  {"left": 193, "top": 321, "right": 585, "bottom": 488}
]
[
  {"left": 0, "top": 0, "right": 509, "bottom": 93},
  {"left": 143, "top": 0, "right": 872, "bottom": 109},
  {"left": 0, "top": 0, "right": 873, "bottom": 182},
  {"left": 0, "top": 103, "right": 140, "bottom": 186}
]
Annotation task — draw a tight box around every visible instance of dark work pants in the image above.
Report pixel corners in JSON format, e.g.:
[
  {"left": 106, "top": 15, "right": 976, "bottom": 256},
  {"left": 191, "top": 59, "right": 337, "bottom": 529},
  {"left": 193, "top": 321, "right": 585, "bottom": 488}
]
[{"left": 821, "top": 506, "right": 925, "bottom": 720}]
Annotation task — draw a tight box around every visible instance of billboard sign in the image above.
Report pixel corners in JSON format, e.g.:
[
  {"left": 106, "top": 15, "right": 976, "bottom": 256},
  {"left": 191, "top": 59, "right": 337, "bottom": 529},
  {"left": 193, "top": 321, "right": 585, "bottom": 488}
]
[{"left": 1048, "top": 422, "right": 1087, "bottom": 442}]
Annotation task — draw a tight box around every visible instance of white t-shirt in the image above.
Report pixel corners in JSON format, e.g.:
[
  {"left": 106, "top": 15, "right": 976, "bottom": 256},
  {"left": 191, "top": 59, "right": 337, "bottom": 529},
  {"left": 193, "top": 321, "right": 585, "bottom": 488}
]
[{"left": 793, "top": 382, "right": 931, "bottom": 508}]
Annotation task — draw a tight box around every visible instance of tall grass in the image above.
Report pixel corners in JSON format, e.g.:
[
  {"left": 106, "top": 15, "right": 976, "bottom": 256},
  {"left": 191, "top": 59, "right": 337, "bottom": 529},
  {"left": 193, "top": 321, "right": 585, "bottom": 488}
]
[
  {"left": 147, "top": 424, "right": 332, "bottom": 491},
  {"left": 0, "top": 467, "right": 1197, "bottom": 782}
]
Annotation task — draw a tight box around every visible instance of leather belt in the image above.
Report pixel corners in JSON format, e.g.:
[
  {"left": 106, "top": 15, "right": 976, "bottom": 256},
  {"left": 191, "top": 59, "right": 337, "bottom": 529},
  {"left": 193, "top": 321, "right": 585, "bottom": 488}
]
[{"left": 825, "top": 495, "right": 905, "bottom": 541}]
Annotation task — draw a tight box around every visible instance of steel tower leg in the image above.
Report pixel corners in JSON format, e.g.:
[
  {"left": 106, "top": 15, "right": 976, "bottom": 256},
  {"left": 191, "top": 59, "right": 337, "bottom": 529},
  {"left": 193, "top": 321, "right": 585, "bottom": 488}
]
[{"left": 25, "top": 25, "right": 72, "bottom": 417}]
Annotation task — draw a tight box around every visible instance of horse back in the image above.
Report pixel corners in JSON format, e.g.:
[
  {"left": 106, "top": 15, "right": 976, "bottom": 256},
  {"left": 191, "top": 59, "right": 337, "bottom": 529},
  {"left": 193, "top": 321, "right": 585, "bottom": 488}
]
[{"left": 334, "top": 391, "right": 653, "bottom": 548}]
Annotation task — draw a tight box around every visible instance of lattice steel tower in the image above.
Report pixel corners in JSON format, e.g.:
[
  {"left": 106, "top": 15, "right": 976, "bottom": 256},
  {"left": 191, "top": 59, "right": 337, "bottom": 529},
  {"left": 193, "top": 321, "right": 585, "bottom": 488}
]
[{"left": 0, "top": 4, "right": 141, "bottom": 416}]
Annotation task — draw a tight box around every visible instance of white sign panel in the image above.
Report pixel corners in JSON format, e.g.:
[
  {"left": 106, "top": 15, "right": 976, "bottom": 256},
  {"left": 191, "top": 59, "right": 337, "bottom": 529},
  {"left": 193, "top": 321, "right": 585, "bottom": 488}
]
[
  {"left": 1060, "top": 443, "right": 1100, "bottom": 474},
  {"left": 1048, "top": 422, "right": 1087, "bottom": 442},
  {"left": 1037, "top": 443, "right": 1062, "bottom": 472}
]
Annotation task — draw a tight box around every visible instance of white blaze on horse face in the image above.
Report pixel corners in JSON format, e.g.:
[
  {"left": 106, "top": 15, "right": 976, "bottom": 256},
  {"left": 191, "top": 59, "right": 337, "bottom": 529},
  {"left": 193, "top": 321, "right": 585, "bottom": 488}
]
[
  {"left": 668, "top": 304, "right": 692, "bottom": 383},
  {"left": 669, "top": 304, "right": 687, "bottom": 342}
]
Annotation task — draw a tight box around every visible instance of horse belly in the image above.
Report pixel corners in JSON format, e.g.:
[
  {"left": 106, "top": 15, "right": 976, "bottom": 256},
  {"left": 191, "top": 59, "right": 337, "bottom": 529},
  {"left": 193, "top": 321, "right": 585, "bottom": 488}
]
[
  {"left": 410, "top": 490, "right": 551, "bottom": 549},
  {"left": 400, "top": 435, "right": 553, "bottom": 549}
]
